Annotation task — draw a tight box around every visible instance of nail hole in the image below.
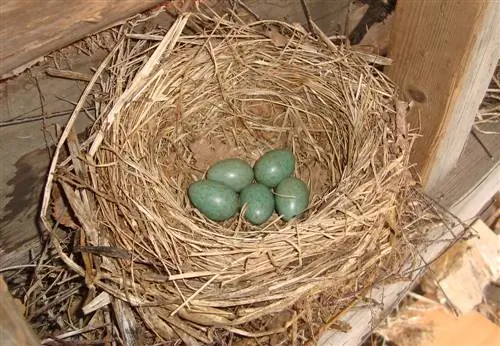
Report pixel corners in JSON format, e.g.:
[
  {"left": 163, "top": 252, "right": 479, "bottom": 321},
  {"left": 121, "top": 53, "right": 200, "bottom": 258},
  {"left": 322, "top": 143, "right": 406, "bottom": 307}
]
[{"left": 408, "top": 88, "right": 426, "bottom": 103}]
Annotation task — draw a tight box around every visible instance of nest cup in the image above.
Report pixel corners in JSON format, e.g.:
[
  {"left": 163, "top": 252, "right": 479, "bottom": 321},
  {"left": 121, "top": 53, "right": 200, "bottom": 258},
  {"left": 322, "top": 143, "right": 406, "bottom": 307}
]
[{"left": 43, "top": 12, "right": 420, "bottom": 343}]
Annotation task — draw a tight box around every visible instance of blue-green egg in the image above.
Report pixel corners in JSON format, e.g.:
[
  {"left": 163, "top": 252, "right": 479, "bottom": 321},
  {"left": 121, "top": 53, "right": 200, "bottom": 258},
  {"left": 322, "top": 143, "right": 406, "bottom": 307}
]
[
  {"left": 254, "top": 149, "right": 295, "bottom": 187},
  {"left": 188, "top": 180, "right": 238, "bottom": 221},
  {"left": 275, "top": 177, "right": 309, "bottom": 221},
  {"left": 239, "top": 183, "right": 275, "bottom": 225},
  {"left": 207, "top": 158, "right": 254, "bottom": 192}
]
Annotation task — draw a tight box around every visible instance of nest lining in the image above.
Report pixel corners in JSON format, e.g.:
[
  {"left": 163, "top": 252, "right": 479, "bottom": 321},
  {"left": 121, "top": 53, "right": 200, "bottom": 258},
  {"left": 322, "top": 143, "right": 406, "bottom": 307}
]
[{"left": 37, "top": 10, "right": 440, "bottom": 344}]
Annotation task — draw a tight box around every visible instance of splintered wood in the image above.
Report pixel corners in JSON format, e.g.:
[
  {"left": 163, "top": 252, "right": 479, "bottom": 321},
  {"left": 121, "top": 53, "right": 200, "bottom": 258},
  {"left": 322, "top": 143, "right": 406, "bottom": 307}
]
[{"left": 377, "top": 219, "right": 500, "bottom": 346}]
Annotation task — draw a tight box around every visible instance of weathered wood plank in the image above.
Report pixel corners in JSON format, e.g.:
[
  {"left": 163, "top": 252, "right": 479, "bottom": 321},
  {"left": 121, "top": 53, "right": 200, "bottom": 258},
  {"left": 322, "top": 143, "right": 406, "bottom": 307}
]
[
  {"left": 386, "top": 0, "right": 500, "bottom": 191},
  {"left": 433, "top": 121, "right": 500, "bottom": 220},
  {"left": 241, "top": 0, "right": 350, "bottom": 35},
  {"left": 0, "top": 147, "right": 49, "bottom": 270},
  {"left": 0, "top": 0, "right": 162, "bottom": 78},
  {"left": 0, "top": 276, "right": 40, "bottom": 346}
]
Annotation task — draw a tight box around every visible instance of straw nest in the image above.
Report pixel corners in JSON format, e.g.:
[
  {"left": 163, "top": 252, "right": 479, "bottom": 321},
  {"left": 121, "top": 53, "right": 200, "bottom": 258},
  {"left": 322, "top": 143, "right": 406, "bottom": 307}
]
[{"left": 39, "top": 10, "right": 439, "bottom": 345}]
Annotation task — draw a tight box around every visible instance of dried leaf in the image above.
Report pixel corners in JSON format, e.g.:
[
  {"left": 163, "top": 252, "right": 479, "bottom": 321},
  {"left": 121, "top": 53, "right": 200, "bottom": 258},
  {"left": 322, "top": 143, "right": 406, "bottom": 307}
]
[
  {"left": 264, "top": 26, "right": 289, "bottom": 47},
  {"left": 51, "top": 188, "right": 78, "bottom": 229}
]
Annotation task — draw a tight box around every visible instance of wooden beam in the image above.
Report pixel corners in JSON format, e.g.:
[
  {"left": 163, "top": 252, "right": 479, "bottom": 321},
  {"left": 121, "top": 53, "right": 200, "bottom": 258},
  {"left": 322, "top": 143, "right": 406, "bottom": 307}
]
[
  {"left": 386, "top": 0, "right": 500, "bottom": 191},
  {"left": 0, "top": 0, "right": 162, "bottom": 78}
]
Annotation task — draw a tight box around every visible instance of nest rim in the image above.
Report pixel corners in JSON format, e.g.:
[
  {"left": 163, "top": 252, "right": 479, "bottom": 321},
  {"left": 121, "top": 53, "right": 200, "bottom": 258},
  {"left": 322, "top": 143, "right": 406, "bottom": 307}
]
[{"left": 39, "top": 11, "right": 426, "bottom": 344}]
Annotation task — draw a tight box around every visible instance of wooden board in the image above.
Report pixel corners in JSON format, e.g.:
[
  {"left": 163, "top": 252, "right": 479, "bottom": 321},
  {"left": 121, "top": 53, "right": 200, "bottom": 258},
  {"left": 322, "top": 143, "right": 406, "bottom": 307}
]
[
  {"left": 0, "top": 46, "right": 105, "bottom": 270},
  {"left": 240, "top": 0, "right": 350, "bottom": 36},
  {"left": 0, "top": 276, "right": 40, "bottom": 346},
  {"left": 433, "top": 123, "right": 500, "bottom": 221},
  {"left": 0, "top": 148, "right": 48, "bottom": 270},
  {"left": 0, "top": 0, "right": 162, "bottom": 78},
  {"left": 386, "top": 0, "right": 500, "bottom": 191}
]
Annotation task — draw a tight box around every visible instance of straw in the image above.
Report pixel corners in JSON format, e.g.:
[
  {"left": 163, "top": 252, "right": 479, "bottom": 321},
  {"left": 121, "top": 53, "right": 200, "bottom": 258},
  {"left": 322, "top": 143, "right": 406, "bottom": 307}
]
[{"left": 29, "top": 7, "right": 456, "bottom": 345}]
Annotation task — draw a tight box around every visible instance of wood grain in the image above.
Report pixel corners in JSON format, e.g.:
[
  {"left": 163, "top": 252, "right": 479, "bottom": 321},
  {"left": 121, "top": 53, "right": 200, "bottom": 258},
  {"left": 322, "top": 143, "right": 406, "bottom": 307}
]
[
  {"left": 0, "top": 276, "right": 40, "bottom": 346},
  {"left": 386, "top": 0, "right": 500, "bottom": 191},
  {"left": 433, "top": 121, "right": 500, "bottom": 220},
  {"left": 239, "top": 0, "right": 350, "bottom": 35},
  {"left": 0, "top": 0, "right": 162, "bottom": 77},
  {"left": 0, "top": 148, "right": 48, "bottom": 270}
]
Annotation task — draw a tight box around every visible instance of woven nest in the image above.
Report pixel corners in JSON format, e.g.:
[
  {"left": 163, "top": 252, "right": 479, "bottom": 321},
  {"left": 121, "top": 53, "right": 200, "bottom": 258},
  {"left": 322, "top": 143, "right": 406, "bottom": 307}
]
[{"left": 40, "top": 10, "right": 438, "bottom": 345}]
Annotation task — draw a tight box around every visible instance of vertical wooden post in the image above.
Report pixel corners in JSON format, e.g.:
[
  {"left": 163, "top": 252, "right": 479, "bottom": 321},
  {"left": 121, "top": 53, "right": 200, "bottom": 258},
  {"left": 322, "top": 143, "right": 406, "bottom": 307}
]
[{"left": 386, "top": 0, "right": 500, "bottom": 191}]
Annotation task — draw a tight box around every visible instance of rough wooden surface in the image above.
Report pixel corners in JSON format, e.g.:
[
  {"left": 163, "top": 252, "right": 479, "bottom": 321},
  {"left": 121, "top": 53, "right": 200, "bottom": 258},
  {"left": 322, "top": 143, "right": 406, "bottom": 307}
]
[
  {"left": 386, "top": 0, "right": 500, "bottom": 191},
  {"left": 0, "top": 49, "right": 103, "bottom": 270},
  {"left": 0, "top": 276, "right": 40, "bottom": 346},
  {"left": 433, "top": 123, "right": 500, "bottom": 221},
  {"left": 0, "top": 0, "right": 162, "bottom": 78},
  {"left": 0, "top": 148, "right": 48, "bottom": 269},
  {"left": 241, "top": 0, "right": 350, "bottom": 35}
]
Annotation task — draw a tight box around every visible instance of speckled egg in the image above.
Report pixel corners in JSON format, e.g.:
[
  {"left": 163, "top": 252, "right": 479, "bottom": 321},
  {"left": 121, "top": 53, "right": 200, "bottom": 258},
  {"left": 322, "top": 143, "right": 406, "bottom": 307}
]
[
  {"left": 239, "top": 183, "right": 275, "bottom": 225},
  {"left": 253, "top": 149, "right": 295, "bottom": 187},
  {"left": 207, "top": 158, "right": 254, "bottom": 192},
  {"left": 188, "top": 180, "right": 239, "bottom": 221},
  {"left": 275, "top": 177, "right": 309, "bottom": 221}
]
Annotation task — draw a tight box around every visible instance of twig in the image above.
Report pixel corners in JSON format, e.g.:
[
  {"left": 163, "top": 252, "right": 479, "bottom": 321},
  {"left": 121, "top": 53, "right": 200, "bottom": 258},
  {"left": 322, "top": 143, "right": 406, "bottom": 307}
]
[
  {"left": 31, "top": 72, "right": 53, "bottom": 159},
  {"left": 41, "top": 323, "right": 109, "bottom": 343},
  {"left": 305, "top": 295, "right": 361, "bottom": 346},
  {"left": 0, "top": 264, "right": 59, "bottom": 273},
  {"left": 408, "top": 291, "right": 439, "bottom": 305},
  {"left": 299, "top": 0, "right": 314, "bottom": 34},
  {"left": 472, "top": 128, "right": 494, "bottom": 160},
  {"left": 46, "top": 68, "right": 93, "bottom": 82},
  {"left": 0, "top": 108, "right": 95, "bottom": 128},
  {"left": 28, "top": 285, "right": 82, "bottom": 320}
]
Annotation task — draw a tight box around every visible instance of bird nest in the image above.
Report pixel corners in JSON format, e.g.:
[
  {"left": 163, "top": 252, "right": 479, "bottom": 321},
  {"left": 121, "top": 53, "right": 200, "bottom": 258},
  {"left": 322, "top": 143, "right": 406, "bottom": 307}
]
[{"left": 37, "top": 10, "right": 443, "bottom": 345}]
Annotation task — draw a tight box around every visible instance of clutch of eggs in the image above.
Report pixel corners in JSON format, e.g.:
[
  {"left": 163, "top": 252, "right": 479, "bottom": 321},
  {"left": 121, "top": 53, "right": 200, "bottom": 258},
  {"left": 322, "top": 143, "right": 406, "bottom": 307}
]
[{"left": 188, "top": 148, "right": 309, "bottom": 224}]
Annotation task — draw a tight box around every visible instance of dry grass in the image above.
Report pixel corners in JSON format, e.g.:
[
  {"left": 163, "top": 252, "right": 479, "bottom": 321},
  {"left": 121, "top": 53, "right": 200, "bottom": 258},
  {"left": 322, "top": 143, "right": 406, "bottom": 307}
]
[{"left": 22, "top": 6, "right": 456, "bottom": 345}]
